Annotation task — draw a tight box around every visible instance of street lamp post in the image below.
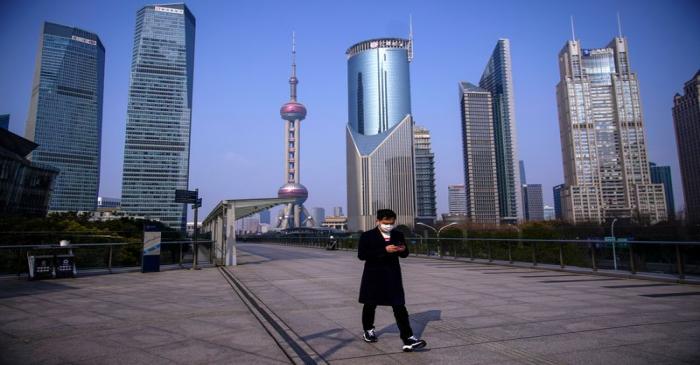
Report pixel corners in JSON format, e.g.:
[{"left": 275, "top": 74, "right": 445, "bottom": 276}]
[
  {"left": 416, "top": 222, "right": 458, "bottom": 258},
  {"left": 611, "top": 218, "right": 619, "bottom": 270}
]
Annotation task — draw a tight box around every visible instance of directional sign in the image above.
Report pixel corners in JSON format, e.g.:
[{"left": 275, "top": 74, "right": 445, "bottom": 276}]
[
  {"left": 616, "top": 238, "right": 629, "bottom": 248},
  {"left": 192, "top": 198, "right": 202, "bottom": 209},
  {"left": 175, "top": 189, "right": 198, "bottom": 203}
]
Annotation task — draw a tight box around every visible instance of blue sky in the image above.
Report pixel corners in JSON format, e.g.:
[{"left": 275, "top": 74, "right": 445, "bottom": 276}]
[{"left": 1, "top": 0, "right": 698, "bottom": 221}]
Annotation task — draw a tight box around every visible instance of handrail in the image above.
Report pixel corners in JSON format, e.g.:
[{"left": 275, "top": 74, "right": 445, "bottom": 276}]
[
  {"left": 245, "top": 235, "right": 700, "bottom": 246},
  {"left": 0, "top": 240, "right": 215, "bottom": 249},
  {"left": 251, "top": 235, "right": 699, "bottom": 282}
]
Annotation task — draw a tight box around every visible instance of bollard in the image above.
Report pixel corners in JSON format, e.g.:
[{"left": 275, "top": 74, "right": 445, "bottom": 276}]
[
  {"left": 108, "top": 245, "right": 113, "bottom": 273},
  {"left": 532, "top": 242, "right": 538, "bottom": 267},
  {"left": 629, "top": 243, "right": 636, "bottom": 274},
  {"left": 508, "top": 242, "right": 513, "bottom": 264},
  {"left": 559, "top": 243, "right": 565, "bottom": 268},
  {"left": 591, "top": 243, "right": 598, "bottom": 272},
  {"left": 675, "top": 244, "right": 685, "bottom": 280}
]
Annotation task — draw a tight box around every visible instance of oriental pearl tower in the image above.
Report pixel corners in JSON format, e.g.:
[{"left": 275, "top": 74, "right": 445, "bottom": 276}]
[{"left": 276, "top": 33, "right": 314, "bottom": 229}]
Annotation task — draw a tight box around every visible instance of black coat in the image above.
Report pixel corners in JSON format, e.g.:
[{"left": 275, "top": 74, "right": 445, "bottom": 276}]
[{"left": 358, "top": 228, "right": 409, "bottom": 306}]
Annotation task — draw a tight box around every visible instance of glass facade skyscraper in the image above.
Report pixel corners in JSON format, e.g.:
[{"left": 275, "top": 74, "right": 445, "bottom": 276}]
[
  {"left": 25, "top": 22, "right": 105, "bottom": 212},
  {"left": 649, "top": 163, "right": 675, "bottom": 220},
  {"left": 121, "top": 4, "right": 196, "bottom": 230},
  {"left": 672, "top": 71, "right": 700, "bottom": 223},
  {"left": 459, "top": 82, "right": 500, "bottom": 224},
  {"left": 479, "top": 39, "right": 523, "bottom": 223},
  {"left": 553, "top": 183, "right": 564, "bottom": 220},
  {"left": 522, "top": 184, "right": 544, "bottom": 221},
  {"left": 346, "top": 38, "right": 416, "bottom": 231},
  {"left": 448, "top": 185, "right": 467, "bottom": 216},
  {"left": 414, "top": 125, "right": 437, "bottom": 224},
  {"left": 556, "top": 37, "right": 666, "bottom": 224}
]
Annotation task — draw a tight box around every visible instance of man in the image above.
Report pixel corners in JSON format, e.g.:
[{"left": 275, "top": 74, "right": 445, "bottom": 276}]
[{"left": 358, "top": 209, "right": 427, "bottom": 352}]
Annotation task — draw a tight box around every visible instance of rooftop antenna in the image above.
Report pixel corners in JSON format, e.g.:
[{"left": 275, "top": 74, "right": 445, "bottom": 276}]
[
  {"left": 289, "top": 31, "right": 297, "bottom": 101},
  {"left": 408, "top": 14, "right": 414, "bottom": 62},
  {"left": 570, "top": 15, "right": 576, "bottom": 42},
  {"left": 616, "top": 12, "right": 623, "bottom": 38}
]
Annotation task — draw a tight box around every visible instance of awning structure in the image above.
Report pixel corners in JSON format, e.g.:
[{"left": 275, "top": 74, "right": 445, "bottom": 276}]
[{"left": 201, "top": 197, "right": 295, "bottom": 266}]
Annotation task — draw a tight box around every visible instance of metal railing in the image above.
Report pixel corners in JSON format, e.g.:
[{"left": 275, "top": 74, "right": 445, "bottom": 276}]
[
  {"left": 256, "top": 236, "right": 700, "bottom": 281},
  {"left": 0, "top": 240, "right": 215, "bottom": 277}
]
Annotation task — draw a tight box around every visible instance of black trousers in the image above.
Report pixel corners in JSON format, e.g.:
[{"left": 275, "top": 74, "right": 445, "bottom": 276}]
[{"left": 362, "top": 304, "right": 413, "bottom": 340}]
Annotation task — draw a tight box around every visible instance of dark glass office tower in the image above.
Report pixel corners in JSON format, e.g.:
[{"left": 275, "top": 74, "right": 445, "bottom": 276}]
[
  {"left": 459, "top": 82, "right": 500, "bottom": 224},
  {"left": 0, "top": 115, "right": 9, "bottom": 130},
  {"left": 649, "top": 163, "right": 675, "bottom": 220},
  {"left": 553, "top": 183, "right": 564, "bottom": 220},
  {"left": 121, "top": 4, "right": 196, "bottom": 230},
  {"left": 522, "top": 184, "right": 544, "bottom": 221},
  {"left": 25, "top": 22, "right": 105, "bottom": 212},
  {"left": 673, "top": 71, "right": 700, "bottom": 223},
  {"left": 479, "top": 39, "right": 523, "bottom": 223}
]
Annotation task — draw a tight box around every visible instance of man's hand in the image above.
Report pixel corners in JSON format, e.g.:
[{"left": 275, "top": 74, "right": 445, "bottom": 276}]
[{"left": 386, "top": 244, "right": 406, "bottom": 253}]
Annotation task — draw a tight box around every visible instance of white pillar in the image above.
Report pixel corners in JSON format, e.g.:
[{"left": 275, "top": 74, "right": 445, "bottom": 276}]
[
  {"left": 215, "top": 215, "right": 223, "bottom": 263},
  {"left": 225, "top": 203, "right": 237, "bottom": 266}
]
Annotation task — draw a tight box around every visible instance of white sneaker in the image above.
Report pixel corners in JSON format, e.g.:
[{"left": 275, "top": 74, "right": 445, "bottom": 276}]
[{"left": 402, "top": 336, "right": 426, "bottom": 352}]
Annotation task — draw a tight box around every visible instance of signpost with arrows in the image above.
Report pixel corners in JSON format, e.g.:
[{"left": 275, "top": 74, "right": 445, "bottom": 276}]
[{"left": 175, "top": 189, "right": 200, "bottom": 269}]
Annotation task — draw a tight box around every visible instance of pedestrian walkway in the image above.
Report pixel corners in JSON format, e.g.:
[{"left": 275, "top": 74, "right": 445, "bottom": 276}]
[{"left": 1, "top": 243, "right": 699, "bottom": 364}]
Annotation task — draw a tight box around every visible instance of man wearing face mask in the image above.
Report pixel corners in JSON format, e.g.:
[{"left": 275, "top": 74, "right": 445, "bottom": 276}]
[{"left": 358, "top": 209, "right": 427, "bottom": 352}]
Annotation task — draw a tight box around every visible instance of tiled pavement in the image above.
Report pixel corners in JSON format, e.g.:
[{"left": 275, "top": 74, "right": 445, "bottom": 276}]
[{"left": 1, "top": 242, "right": 699, "bottom": 364}]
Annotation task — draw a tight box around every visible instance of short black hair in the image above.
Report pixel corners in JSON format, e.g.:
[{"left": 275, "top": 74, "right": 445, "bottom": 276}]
[{"left": 376, "top": 209, "right": 397, "bottom": 220}]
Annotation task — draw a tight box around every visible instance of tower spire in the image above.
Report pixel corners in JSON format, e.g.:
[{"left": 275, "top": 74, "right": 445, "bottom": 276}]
[
  {"left": 570, "top": 15, "right": 576, "bottom": 42},
  {"left": 617, "top": 12, "right": 623, "bottom": 38},
  {"left": 408, "top": 14, "right": 414, "bottom": 62},
  {"left": 289, "top": 31, "right": 298, "bottom": 101}
]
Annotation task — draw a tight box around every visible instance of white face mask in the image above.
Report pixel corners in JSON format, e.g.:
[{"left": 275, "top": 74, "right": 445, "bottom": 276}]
[{"left": 379, "top": 224, "right": 395, "bottom": 233}]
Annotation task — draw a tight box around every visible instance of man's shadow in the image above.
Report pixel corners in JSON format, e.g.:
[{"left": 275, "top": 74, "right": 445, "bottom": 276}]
[
  {"left": 376, "top": 309, "right": 440, "bottom": 348},
  {"left": 301, "top": 309, "right": 441, "bottom": 359}
]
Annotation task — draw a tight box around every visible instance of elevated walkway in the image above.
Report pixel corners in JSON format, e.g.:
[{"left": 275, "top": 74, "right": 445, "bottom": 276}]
[{"left": 2, "top": 243, "right": 699, "bottom": 364}]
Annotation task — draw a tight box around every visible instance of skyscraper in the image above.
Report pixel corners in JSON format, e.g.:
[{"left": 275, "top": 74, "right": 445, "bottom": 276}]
[
  {"left": 543, "top": 205, "right": 556, "bottom": 221},
  {"left": 0, "top": 115, "right": 8, "bottom": 130},
  {"left": 333, "top": 206, "right": 344, "bottom": 217},
  {"left": 522, "top": 184, "right": 544, "bottom": 221},
  {"left": 414, "top": 125, "right": 437, "bottom": 224},
  {"left": 346, "top": 36, "right": 415, "bottom": 231},
  {"left": 120, "top": 4, "right": 195, "bottom": 230},
  {"left": 276, "top": 34, "right": 314, "bottom": 229},
  {"left": 519, "top": 159, "right": 527, "bottom": 220},
  {"left": 259, "top": 209, "right": 271, "bottom": 224},
  {"left": 553, "top": 183, "right": 564, "bottom": 220},
  {"left": 556, "top": 36, "right": 666, "bottom": 224},
  {"left": 310, "top": 207, "right": 325, "bottom": 228},
  {"left": 479, "top": 39, "right": 523, "bottom": 223},
  {"left": 672, "top": 70, "right": 700, "bottom": 223},
  {"left": 447, "top": 185, "right": 467, "bottom": 215},
  {"left": 649, "top": 163, "right": 675, "bottom": 220},
  {"left": 459, "top": 82, "right": 500, "bottom": 224},
  {"left": 519, "top": 160, "right": 527, "bottom": 185},
  {"left": 25, "top": 22, "right": 104, "bottom": 212}
]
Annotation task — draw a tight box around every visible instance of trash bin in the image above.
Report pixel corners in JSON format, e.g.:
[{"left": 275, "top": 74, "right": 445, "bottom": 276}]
[
  {"left": 326, "top": 237, "right": 338, "bottom": 251},
  {"left": 28, "top": 255, "right": 54, "bottom": 280},
  {"left": 55, "top": 254, "right": 77, "bottom": 278}
]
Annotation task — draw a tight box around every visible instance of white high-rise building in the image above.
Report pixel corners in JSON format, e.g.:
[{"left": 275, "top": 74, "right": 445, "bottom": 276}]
[{"left": 556, "top": 36, "right": 666, "bottom": 224}]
